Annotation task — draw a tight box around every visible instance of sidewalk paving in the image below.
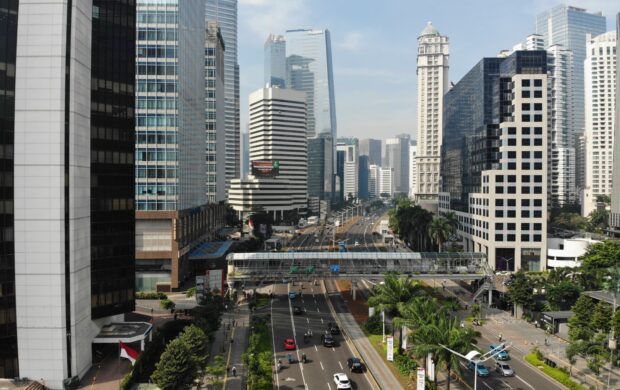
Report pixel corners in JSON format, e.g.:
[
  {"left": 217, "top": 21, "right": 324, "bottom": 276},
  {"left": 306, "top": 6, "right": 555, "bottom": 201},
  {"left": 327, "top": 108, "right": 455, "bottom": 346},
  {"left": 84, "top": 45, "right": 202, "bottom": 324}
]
[
  {"left": 442, "top": 279, "right": 619, "bottom": 389},
  {"left": 202, "top": 302, "right": 250, "bottom": 390}
]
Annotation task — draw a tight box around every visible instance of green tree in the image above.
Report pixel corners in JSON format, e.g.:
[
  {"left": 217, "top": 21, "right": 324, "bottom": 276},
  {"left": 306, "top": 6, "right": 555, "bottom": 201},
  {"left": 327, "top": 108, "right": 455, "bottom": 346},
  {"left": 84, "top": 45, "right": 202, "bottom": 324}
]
[
  {"left": 590, "top": 301, "right": 612, "bottom": 334},
  {"left": 178, "top": 325, "right": 208, "bottom": 368},
  {"left": 550, "top": 212, "right": 588, "bottom": 231},
  {"left": 410, "top": 316, "right": 478, "bottom": 390},
  {"left": 580, "top": 241, "right": 620, "bottom": 290},
  {"left": 506, "top": 270, "right": 535, "bottom": 310},
  {"left": 470, "top": 303, "right": 481, "bottom": 320},
  {"left": 568, "top": 295, "right": 595, "bottom": 342},
  {"left": 248, "top": 211, "right": 273, "bottom": 240},
  {"left": 596, "top": 194, "right": 611, "bottom": 205},
  {"left": 428, "top": 216, "right": 453, "bottom": 252},
  {"left": 151, "top": 337, "right": 197, "bottom": 390},
  {"left": 205, "top": 355, "right": 227, "bottom": 389},
  {"left": 587, "top": 209, "right": 610, "bottom": 232},
  {"left": 546, "top": 280, "right": 581, "bottom": 311}
]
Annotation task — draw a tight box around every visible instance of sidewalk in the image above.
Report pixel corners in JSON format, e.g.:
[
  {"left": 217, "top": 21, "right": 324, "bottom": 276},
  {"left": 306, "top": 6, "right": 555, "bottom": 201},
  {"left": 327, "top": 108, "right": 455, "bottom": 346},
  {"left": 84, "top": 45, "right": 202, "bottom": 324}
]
[
  {"left": 441, "top": 279, "right": 618, "bottom": 389},
  {"left": 202, "top": 302, "right": 250, "bottom": 390}
]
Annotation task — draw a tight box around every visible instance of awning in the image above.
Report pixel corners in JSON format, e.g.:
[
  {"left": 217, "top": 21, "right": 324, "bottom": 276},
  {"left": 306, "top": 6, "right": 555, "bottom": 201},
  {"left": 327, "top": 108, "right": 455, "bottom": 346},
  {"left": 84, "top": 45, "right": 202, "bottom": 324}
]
[
  {"left": 93, "top": 322, "right": 153, "bottom": 347},
  {"left": 189, "top": 241, "right": 234, "bottom": 261}
]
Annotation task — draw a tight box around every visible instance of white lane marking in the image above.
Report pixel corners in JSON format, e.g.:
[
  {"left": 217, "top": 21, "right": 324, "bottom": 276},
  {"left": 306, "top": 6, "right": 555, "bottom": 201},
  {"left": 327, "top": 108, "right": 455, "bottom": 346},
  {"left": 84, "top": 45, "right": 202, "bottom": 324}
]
[
  {"left": 327, "top": 383, "right": 332, "bottom": 390},
  {"left": 314, "top": 345, "right": 318, "bottom": 351},
  {"left": 515, "top": 375, "right": 536, "bottom": 390},
  {"left": 270, "top": 291, "right": 280, "bottom": 390},
  {"left": 306, "top": 317, "right": 309, "bottom": 323},
  {"left": 482, "top": 381, "right": 494, "bottom": 390},
  {"left": 332, "top": 347, "right": 335, "bottom": 352},
  {"left": 320, "top": 361, "right": 324, "bottom": 371},
  {"left": 287, "top": 283, "right": 308, "bottom": 389},
  {"left": 321, "top": 318, "right": 324, "bottom": 324},
  {"left": 317, "top": 307, "right": 320, "bottom": 313},
  {"left": 500, "top": 379, "right": 513, "bottom": 388},
  {"left": 339, "top": 361, "right": 343, "bottom": 370}
]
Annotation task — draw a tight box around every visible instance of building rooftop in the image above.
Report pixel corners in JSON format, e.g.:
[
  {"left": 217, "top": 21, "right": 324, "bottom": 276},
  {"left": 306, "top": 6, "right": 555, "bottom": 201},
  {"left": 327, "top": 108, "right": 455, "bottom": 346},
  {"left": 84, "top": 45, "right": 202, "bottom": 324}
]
[{"left": 419, "top": 21, "right": 440, "bottom": 37}]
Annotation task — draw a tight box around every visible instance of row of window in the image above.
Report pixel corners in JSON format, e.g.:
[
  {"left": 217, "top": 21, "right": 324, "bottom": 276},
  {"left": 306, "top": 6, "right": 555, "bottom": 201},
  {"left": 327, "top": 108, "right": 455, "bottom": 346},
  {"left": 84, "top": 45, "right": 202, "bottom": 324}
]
[
  {"left": 137, "top": 97, "right": 177, "bottom": 110},
  {"left": 504, "top": 138, "right": 543, "bottom": 147},
  {"left": 521, "top": 79, "right": 543, "bottom": 87},
  {"left": 137, "top": 62, "right": 177, "bottom": 76},
  {"left": 137, "top": 11, "right": 178, "bottom": 24},
  {"left": 495, "top": 209, "right": 543, "bottom": 218},
  {"left": 137, "top": 114, "right": 178, "bottom": 127},
  {"left": 496, "top": 175, "right": 543, "bottom": 183},
  {"left": 136, "top": 167, "right": 178, "bottom": 179},
  {"left": 504, "top": 151, "right": 543, "bottom": 159},
  {"left": 496, "top": 198, "right": 543, "bottom": 207},
  {"left": 495, "top": 222, "right": 542, "bottom": 230},
  {"left": 495, "top": 234, "right": 542, "bottom": 242},
  {"left": 136, "top": 184, "right": 178, "bottom": 196},
  {"left": 136, "top": 131, "right": 177, "bottom": 144},
  {"left": 496, "top": 186, "right": 543, "bottom": 194},
  {"left": 92, "top": 151, "right": 134, "bottom": 165},
  {"left": 137, "top": 80, "right": 177, "bottom": 93},
  {"left": 136, "top": 149, "right": 178, "bottom": 162},
  {"left": 137, "top": 28, "right": 178, "bottom": 41},
  {"left": 505, "top": 127, "right": 544, "bottom": 135},
  {"left": 137, "top": 200, "right": 177, "bottom": 211},
  {"left": 137, "top": 45, "right": 177, "bottom": 58}
]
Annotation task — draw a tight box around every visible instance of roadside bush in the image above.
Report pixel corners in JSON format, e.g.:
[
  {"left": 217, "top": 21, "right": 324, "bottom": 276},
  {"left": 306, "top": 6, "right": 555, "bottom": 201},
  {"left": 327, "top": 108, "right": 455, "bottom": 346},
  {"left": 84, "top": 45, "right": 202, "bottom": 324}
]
[
  {"left": 364, "top": 313, "right": 383, "bottom": 335},
  {"left": 119, "top": 373, "right": 132, "bottom": 390},
  {"left": 525, "top": 353, "right": 587, "bottom": 390},
  {"left": 243, "top": 317, "right": 273, "bottom": 390},
  {"left": 160, "top": 299, "right": 175, "bottom": 310},
  {"left": 394, "top": 353, "right": 418, "bottom": 376},
  {"left": 136, "top": 291, "right": 167, "bottom": 300},
  {"left": 186, "top": 287, "right": 196, "bottom": 298}
]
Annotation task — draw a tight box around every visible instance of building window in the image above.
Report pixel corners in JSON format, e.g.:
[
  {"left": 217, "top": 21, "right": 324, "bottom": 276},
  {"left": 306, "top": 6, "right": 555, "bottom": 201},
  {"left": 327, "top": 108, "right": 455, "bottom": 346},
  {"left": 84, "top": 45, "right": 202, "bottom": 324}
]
[
  {"left": 533, "top": 234, "right": 542, "bottom": 242},
  {"left": 522, "top": 90, "right": 531, "bottom": 98},
  {"left": 495, "top": 234, "right": 504, "bottom": 242},
  {"left": 521, "top": 210, "right": 530, "bottom": 218},
  {"left": 507, "top": 210, "right": 516, "bottom": 218},
  {"left": 522, "top": 223, "right": 530, "bottom": 230},
  {"left": 522, "top": 234, "right": 530, "bottom": 242},
  {"left": 521, "top": 199, "right": 530, "bottom": 206},
  {"left": 496, "top": 186, "right": 504, "bottom": 194},
  {"left": 534, "top": 90, "right": 543, "bottom": 98},
  {"left": 495, "top": 199, "right": 504, "bottom": 206},
  {"left": 534, "top": 79, "right": 542, "bottom": 87},
  {"left": 507, "top": 234, "right": 516, "bottom": 242},
  {"left": 522, "top": 79, "right": 531, "bottom": 87},
  {"left": 496, "top": 223, "right": 504, "bottom": 230},
  {"left": 495, "top": 210, "right": 503, "bottom": 218}
]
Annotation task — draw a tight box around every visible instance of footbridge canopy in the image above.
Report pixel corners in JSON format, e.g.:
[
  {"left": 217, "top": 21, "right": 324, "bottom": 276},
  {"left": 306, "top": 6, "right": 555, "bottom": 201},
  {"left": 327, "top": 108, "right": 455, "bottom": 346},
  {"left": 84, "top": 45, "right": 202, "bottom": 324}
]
[{"left": 226, "top": 252, "right": 490, "bottom": 285}]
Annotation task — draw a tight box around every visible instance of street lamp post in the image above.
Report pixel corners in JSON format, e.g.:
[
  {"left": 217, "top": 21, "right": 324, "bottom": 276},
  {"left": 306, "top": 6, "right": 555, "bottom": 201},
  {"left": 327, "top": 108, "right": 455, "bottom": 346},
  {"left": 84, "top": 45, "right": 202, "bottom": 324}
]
[{"left": 439, "top": 342, "right": 511, "bottom": 390}]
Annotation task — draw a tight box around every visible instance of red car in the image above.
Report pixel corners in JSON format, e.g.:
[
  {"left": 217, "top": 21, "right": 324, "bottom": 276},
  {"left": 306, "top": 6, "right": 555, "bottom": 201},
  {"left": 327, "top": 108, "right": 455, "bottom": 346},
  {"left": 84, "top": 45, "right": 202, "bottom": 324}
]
[{"left": 283, "top": 338, "right": 296, "bottom": 350}]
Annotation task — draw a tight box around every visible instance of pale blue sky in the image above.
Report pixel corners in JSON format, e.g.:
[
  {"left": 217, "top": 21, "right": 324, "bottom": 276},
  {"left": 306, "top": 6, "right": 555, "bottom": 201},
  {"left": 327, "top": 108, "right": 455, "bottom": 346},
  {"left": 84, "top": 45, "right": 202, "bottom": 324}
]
[{"left": 238, "top": 0, "right": 617, "bottom": 140}]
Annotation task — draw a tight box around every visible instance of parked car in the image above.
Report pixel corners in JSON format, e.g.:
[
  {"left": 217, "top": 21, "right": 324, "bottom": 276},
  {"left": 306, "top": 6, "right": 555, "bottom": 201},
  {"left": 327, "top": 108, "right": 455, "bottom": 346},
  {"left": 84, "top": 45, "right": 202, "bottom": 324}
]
[
  {"left": 347, "top": 357, "right": 364, "bottom": 373},
  {"left": 467, "top": 361, "right": 490, "bottom": 377},
  {"left": 283, "top": 338, "right": 296, "bottom": 350},
  {"left": 489, "top": 344, "right": 509, "bottom": 360},
  {"left": 495, "top": 362, "right": 514, "bottom": 376},
  {"left": 333, "top": 373, "right": 352, "bottom": 389}
]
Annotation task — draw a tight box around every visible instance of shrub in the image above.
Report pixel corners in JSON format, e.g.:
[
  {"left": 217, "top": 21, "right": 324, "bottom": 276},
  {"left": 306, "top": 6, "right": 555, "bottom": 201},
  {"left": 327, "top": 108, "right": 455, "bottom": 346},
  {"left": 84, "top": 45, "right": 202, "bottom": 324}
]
[
  {"left": 186, "top": 287, "right": 196, "bottom": 298},
  {"left": 394, "top": 353, "right": 418, "bottom": 376},
  {"left": 524, "top": 353, "right": 587, "bottom": 390},
  {"left": 364, "top": 313, "right": 383, "bottom": 335},
  {"left": 119, "top": 373, "right": 132, "bottom": 390},
  {"left": 136, "top": 291, "right": 167, "bottom": 300},
  {"left": 160, "top": 299, "right": 175, "bottom": 310}
]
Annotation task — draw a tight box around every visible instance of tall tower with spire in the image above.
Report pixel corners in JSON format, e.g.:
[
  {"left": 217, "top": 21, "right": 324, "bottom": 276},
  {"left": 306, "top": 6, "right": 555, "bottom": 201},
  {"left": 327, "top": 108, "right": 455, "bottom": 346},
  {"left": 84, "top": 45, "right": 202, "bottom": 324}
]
[{"left": 415, "top": 22, "right": 449, "bottom": 205}]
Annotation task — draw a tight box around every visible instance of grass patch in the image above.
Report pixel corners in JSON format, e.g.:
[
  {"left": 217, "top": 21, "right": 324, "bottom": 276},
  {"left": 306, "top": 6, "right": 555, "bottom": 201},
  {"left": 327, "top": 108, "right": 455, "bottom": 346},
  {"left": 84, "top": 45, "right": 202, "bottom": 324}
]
[
  {"left": 243, "top": 317, "right": 273, "bottom": 390},
  {"left": 255, "top": 294, "right": 270, "bottom": 309},
  {"left": 524, "top": 353, "right": 588, "bottom": 390},
  {"left": 366, "top": 334, "right": 411, "bottom": 389}
]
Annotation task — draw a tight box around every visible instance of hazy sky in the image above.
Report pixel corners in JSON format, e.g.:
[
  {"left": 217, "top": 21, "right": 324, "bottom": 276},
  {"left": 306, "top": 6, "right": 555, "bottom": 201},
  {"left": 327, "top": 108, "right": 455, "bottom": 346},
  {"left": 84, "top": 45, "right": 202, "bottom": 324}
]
[{"left": 238, "top": 0, "right": 617, "bottom": 141}]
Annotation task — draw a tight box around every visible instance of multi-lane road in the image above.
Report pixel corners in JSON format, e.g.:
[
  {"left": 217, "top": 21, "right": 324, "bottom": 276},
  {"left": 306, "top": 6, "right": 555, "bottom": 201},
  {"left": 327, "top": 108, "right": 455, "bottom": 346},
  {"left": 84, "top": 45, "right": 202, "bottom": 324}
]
[
  {"left": 270, "top": 281, "right": 374, "bottom": 390},
  {"left": 270, "top": 210, "right": 565, "bottom": 390}
]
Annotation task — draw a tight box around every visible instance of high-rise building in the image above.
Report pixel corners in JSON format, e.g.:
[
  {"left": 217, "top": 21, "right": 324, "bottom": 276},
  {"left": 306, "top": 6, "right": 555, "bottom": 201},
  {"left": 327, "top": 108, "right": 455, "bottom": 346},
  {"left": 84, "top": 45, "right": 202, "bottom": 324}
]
[
  {"left": 264, "top": 34, "right": 286, "bottom": 88},
  {"left": 359, "top": 138, "right": 382, "bottom": 166},
  {"left": 136, "top": 0, "right": 225, "bottom": 292},
  {"left": 285, "top": 29, "right": 337, "bottom": 203},
  {"left": 583, "top": 31, "right": 617, "bottom": 217},
  {"left": 229, "top": 88, "right": 307, "bottom": 220},
  {"left": 379, "top": 167, "right": 395, "bottom": 197},
  {"left": 205, "top": 21, "right": 227, "bottom": 203},
  {"left": 206, "top": 0, "right": 240, "bottom": 187},
  {"left": 409, "top": 141, "right": 417, "bottom": 197},
  {"left": 307, "top": 134, "right": 333, "bottom": 212},
  {"left": 1, "top": 1, "right": 136, "bottom": 384},
  {"left": 536, "top": 5, "right": 606, "bottom": 150},
  {"left": 240, "top": 130, "right": 250, "bottom": 178},
  {"left": 385, "top": 134, "right": 411, "bottom": 194},
  {"left": 369, "top": 165, "right": 380, "bottom": 198},
  {"left": 415, "top": 22, "right": 449, "bottom": 202},
  {"left": 336, "top": 149, "right": 345, "bottom": 204},
  {"left": 611, "top": 13, "right": 620, "bottom": 232},
  {"left": 440, "top": 51, "right": 549, "bottom": 271},
  {"left": 337, "top": 138, "right": 359, "bottom": 200},
  {"left": 359, "top": 155, "right": 370, "bottom": 200}
]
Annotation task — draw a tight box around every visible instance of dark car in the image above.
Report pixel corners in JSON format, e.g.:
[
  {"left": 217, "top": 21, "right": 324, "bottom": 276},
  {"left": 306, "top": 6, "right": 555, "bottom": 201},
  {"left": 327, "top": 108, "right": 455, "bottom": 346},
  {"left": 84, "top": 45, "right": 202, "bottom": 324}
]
[
  {"left": 322, "top": 334, "right": 335, "bottom": 347},
  {"left": 347, "top": 357, "right": 364, "bottom": 373},
  {"left": 293, "top": 306, "right": 303, "bottom": 315},
  {"left": 330, "top": 324, "right": 341, "bottom": 335}
]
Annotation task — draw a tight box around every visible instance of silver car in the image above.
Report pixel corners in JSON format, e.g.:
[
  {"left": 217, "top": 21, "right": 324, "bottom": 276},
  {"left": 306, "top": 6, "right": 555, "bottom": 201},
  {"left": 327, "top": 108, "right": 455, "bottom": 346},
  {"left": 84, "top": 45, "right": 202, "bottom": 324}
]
[{"left": 495, "top": 361, "right": 514, "bottom": 376}]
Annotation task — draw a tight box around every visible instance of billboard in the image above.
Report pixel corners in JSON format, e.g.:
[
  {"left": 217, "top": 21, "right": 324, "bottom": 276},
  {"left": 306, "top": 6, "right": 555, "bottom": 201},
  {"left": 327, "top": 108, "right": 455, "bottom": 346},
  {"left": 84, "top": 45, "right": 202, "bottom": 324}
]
[
  {"left": 206, "top": 269, "right": 224, "bottom": 295},
  {"left": 387, "top": 336, "right": 394, "bottom": 361},
  {"left": 251, "top": 160, "right": 280, "bottom": 177}
]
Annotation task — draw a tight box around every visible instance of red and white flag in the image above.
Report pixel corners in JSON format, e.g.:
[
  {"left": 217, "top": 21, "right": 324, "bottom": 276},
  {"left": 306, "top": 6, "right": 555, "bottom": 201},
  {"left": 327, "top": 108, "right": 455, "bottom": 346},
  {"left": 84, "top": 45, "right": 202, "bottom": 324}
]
[{"left": 120, "top": 341, "right": 139, "bottom": 365}]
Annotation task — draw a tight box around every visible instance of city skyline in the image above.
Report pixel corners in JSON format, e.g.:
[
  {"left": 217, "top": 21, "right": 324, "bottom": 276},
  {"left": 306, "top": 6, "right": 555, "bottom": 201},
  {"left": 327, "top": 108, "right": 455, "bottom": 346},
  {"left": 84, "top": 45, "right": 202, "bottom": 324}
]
[{"left": 238, "top": 0, "right": 616, "bottom": 140}]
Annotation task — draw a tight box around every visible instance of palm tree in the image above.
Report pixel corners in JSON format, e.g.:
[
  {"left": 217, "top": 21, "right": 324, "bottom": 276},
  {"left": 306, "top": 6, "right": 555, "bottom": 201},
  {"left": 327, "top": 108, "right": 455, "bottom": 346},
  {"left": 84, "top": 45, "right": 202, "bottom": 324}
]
[
  {"left": 410, "top": 316, "right": 478, "bottom": 390},
  {"left": 368, "top": 273, "right": 421, "bottom": 352},
  {"left": 428, "top": 216, "right": 452, "bottom": 252},
  {"left": 441, "top": 211, "right": 460, "bottom": 233}
]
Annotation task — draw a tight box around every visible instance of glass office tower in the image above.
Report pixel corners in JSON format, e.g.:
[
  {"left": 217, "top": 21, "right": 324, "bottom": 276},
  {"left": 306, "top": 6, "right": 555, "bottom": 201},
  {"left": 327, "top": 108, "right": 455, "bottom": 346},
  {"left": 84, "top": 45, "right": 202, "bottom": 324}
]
[{"left": 264, "top": 34, "right": 286, "bottom": 88}]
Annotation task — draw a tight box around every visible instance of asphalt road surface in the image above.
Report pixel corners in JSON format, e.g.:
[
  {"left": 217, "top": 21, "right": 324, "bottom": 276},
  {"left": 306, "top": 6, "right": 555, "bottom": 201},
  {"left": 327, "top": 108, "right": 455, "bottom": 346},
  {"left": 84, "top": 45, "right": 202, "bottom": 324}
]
[{"left": 270, "top": 282, "right": 374, "bottom": 390}]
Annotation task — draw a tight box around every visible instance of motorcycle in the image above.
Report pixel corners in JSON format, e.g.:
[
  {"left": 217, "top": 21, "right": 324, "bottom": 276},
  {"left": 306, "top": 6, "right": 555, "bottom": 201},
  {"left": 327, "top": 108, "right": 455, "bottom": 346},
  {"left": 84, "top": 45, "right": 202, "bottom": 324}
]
[{"left": 302, "top": 353, "right": 307, "bottom": 363}]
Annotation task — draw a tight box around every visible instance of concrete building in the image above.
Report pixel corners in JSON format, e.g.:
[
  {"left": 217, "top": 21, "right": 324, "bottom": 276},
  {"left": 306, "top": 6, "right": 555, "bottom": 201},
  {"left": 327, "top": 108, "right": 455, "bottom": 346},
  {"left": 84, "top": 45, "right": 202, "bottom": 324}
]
[
  {"left": 337, "top": 138, "right": 359, "bottom": 200},
  {"left": 0, "top": 0, "right": 137, "bottom": 384},
  {"left": 379, "top": 167, "right": 395, "bottom": 197},
  {"left": 385, "top": 134, "right": 411, "bottom": 195},
  {"left": 264, "top": 34, "right": 286, "bottom": 88},
  {"left": 359, "top": 138, "right": 382, "bottom": 166},
  {"left": 409, "top": 140, "right": 417, "bottom": 197},
  {"left": 440, "top": 51, "right": 549, "bottom": 271},
  {"left": 547, "top": 237, "right": 599, "bottom": 268},
  {"left": 369, "top": 165, "right": 380, "bottom": 199},
  {"left": 229, "top": 88, "right": 307, "bottom": 220},
  {"left": 206, "top": 0, "right": 240, "bottom": 188},
  {"left": 611, "top": 14, "right": 620, "bottom": 232},
  {"left": 205, "top": 21, "right": 227, "bottom": 203},
  {"left": 136, "top": 0, "right": 226, "bottom": 293},
  {"left": 415, "top": 22, "right": 449, "bottom": 202},
  {"left": 307, "top": 134, "right": 333, "bottom": 214},
  {"left": 583, "top": 31, "right": 617, "bottom": 217}
]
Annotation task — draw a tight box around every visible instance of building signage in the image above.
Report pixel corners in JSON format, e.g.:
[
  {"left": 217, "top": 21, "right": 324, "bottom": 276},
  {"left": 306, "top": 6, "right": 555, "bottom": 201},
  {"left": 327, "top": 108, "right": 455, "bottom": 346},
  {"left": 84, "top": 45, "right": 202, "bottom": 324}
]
[
  {"left": 416, "top": 367, "right": 426, "bottom": 390},
  {"left": 387, "top": 336, "right": 394, "bottom": 361},
  {"left": 251, "top": 160, "right": 280, "bottom": 177}
]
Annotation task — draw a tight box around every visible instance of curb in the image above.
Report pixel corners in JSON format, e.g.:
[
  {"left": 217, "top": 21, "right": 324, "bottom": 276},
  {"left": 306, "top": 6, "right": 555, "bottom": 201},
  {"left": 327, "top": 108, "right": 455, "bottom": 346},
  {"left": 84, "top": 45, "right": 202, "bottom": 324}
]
[{"left": 321, "top": 280, "right": 382, "bottom": 390}]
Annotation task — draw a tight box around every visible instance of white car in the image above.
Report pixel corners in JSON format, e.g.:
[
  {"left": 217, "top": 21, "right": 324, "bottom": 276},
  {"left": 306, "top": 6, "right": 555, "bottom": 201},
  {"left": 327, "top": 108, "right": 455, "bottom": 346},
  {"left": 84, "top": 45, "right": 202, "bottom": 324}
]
[
  {"left": 333, "top": 373, "right": 352, "bottom": 389},
  {"left": 354, "top": 241, "right": 360, "bottom": 247}
]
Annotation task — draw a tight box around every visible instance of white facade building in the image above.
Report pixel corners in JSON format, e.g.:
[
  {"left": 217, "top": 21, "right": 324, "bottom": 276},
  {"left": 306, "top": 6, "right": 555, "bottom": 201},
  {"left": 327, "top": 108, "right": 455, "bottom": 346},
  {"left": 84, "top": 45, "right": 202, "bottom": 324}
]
[
  {"left": 409, "top": 141, "right": 417, "bottom": 197},
  {"left": 547, "top": 237, "right": 599, "bottom": 268},
  {"left": 415, "top": 22, "right": 449, "bottom": 201},
  {"left": 229, "top": 88, "right": 307, "bottom": 219},
  {"left": 379, "top": 167, "right": 395, "bottom": 197},
  {"left": 369, "top": 164, "right": 380, "bottom": 198},
  {"left": 583, "top": 31, "right": 617, "bottom": 216},
  {"left": 337, "top": 139, "right": 359, "bottom": 199}
]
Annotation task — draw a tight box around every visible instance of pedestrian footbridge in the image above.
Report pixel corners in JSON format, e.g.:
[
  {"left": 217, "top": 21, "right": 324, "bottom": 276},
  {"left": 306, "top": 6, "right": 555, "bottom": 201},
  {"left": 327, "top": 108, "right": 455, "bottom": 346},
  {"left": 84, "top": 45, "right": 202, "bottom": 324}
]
[{"left": 226, "top": 252, "right": 491, "bottom": 285}]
